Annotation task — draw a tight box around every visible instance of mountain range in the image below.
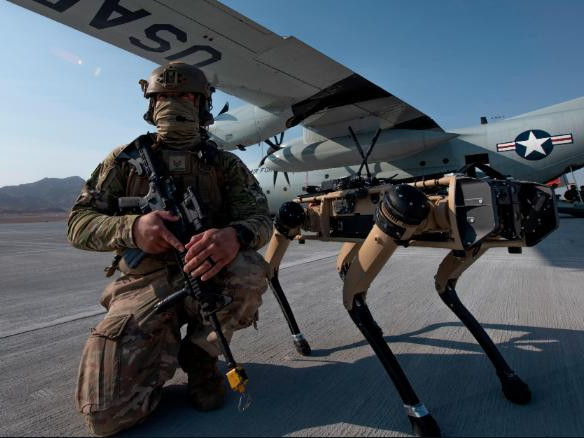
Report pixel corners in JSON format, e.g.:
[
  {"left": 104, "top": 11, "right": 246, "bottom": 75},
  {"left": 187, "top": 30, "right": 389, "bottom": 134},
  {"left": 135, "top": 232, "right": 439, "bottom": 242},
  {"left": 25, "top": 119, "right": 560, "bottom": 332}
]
[{"left": 0, "top": 177, "right": 85, "bottom": 213}]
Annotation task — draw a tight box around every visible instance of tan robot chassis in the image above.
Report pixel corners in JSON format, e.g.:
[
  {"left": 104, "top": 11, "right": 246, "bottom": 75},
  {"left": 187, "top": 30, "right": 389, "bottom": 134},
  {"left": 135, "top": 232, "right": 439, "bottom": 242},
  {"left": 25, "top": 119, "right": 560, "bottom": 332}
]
[{"left": 263, "top": 171, "right": 558, "bottom": 437}]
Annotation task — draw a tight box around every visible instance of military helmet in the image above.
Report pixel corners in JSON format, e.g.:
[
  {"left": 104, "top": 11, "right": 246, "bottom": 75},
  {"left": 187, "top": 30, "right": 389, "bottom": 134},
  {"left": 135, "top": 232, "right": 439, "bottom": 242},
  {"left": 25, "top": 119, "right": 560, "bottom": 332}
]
[
  {"left": 140, "top": 62, "right": 214, "bottom": 126},
  {"left": 140, "top": 62, "right": 212, "bottom": 98}
]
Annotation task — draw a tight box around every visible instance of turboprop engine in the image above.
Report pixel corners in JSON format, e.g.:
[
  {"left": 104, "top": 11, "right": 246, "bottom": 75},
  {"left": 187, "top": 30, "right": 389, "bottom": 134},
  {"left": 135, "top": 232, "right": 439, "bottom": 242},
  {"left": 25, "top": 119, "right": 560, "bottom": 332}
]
[{"left": 263, "top": 128, "right": 458, "bottom": 172}]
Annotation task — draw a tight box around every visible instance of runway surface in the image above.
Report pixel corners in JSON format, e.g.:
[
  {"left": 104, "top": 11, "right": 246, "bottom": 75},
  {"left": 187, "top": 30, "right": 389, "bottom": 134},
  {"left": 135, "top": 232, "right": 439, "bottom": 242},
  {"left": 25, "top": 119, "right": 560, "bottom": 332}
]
[{"left": 0, "top": 217, "right": 583, "bottom": 436}]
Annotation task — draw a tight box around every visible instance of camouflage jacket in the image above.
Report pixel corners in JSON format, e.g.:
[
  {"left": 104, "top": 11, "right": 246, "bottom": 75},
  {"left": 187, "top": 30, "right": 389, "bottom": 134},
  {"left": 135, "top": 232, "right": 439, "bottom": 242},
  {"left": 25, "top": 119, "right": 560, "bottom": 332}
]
[{"left": 67, "top": 137, "right": 273, "bottom": 253}]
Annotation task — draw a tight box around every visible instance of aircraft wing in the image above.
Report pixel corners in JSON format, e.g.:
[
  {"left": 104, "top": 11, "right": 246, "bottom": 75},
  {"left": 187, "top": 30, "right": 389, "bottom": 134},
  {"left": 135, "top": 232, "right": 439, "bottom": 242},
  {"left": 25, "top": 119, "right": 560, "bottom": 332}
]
[{"left": 9, "top": 0, "right": 442, "bottom": 136}]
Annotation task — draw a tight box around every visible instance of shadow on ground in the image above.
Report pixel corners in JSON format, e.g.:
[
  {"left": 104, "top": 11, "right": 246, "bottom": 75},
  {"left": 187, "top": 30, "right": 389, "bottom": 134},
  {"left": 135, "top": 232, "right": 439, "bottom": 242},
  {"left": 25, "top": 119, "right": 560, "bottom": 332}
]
[
  {"left": 122, "top": 322, "right": 584, "bottom": 437},
  {"left": 534, "top": 216, "right": 584, "bottom": 269}
]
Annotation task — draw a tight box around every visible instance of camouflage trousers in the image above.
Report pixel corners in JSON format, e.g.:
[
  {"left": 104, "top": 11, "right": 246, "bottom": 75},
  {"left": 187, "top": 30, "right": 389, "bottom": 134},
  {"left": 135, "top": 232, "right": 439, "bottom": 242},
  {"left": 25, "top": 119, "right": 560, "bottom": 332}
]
[{"left": 75, "top": 249, "right": 268, "bottom": 436}]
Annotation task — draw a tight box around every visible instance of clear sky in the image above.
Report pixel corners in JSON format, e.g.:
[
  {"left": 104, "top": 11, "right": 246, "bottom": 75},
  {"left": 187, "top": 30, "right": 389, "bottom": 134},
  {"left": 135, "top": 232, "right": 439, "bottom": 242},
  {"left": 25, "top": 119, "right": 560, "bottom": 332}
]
[{"left": 1, "top": 0, "right": 584, "bottom": 187}]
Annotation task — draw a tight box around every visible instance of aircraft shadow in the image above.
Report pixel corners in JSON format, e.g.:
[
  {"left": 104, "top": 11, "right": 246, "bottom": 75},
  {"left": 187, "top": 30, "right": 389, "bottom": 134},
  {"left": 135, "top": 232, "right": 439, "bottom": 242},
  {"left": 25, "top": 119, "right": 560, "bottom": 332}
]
[{"left": 121, "top": 322, "right": 584, "bottom": 437}]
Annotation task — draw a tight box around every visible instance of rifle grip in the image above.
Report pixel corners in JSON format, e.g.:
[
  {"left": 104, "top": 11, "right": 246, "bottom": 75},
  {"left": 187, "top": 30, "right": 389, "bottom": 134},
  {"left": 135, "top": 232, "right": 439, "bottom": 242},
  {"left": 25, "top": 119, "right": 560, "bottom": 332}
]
[{"left": 118, "top": 197, "right": 142, "bottom": 211}]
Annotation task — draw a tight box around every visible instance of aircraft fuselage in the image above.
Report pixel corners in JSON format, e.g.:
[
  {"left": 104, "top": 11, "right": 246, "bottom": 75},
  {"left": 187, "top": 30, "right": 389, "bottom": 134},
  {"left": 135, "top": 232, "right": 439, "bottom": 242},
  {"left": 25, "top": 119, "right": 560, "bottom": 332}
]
[{"left": 246, "top": 99, "right": 584, "bottom": 213}]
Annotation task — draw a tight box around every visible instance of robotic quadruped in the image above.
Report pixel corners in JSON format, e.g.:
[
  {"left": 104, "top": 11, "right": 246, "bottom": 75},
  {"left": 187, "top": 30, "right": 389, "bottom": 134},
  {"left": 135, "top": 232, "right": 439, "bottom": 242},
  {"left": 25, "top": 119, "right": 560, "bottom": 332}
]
[{"left": 264, "top": 169, "right": 558, "bottom": 437}]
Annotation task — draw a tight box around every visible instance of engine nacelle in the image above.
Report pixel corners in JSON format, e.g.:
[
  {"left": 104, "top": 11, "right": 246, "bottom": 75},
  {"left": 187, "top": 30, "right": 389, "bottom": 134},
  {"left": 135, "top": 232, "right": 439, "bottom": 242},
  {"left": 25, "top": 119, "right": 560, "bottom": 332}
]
[
  {"left": 208, "top": 104, "right": 291, "bottom": 149},
  {"left": 264, "top": 129, "right": 458, "bottom": 172}
]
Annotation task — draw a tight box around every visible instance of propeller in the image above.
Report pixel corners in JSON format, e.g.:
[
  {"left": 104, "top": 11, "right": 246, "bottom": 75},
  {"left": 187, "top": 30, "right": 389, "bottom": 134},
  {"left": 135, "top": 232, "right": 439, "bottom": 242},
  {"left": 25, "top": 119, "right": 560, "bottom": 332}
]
[
  {"left": 273, "top": 169, "right": 290, "bottom": 186},
  {"left": 214, "top": 102, "right": 243, "bottom": 149},
  {"left": 259, "top": 132, "right": 284, "bottom": 166},
  {"left": 217, "top": 102, "right": 229, "bottom": 117},
  {"left": 259, "top": 132, "right": 290, "bottom": 186}
]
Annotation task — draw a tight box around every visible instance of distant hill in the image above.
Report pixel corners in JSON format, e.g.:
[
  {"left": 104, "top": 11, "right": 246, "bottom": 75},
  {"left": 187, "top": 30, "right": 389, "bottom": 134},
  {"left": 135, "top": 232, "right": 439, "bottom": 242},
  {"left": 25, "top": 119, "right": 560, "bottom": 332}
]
[{"left": 0, "top": 177, "right": 85, "bottom": 213}]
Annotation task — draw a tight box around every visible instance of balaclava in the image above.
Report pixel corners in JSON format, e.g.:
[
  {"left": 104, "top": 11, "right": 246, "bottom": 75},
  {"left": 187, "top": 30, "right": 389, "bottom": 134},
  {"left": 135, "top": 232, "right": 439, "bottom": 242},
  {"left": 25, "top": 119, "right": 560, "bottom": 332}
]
[{"left": 153, "top": 97, "right": 200, "bottom": 147}]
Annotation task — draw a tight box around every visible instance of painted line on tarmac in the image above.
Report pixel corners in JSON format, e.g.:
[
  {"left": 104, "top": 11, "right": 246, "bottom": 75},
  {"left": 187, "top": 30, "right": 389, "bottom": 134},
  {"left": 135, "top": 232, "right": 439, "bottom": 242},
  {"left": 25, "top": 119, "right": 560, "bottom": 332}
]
[
  {"left": 0, "top": 308, "right": 105, "bottom": 339},
  {"left": 0, "top": 252, "right": 340, "bottom": 340},
  {"left": 280, "top": 251, "right": 339, "bottom": 270}
]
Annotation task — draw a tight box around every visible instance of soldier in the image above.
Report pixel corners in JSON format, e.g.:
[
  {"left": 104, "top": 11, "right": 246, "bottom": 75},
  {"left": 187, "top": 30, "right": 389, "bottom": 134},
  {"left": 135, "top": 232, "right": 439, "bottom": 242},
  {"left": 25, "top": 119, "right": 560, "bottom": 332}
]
[{"left": 67, "top": 62, "right": 273, "bottom": 436}]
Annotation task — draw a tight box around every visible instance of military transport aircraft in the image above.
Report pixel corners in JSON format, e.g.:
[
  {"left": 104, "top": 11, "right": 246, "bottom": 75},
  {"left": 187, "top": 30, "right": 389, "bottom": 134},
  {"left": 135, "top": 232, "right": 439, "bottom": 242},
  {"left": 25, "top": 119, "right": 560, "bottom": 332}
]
[{"left": 9, "top": 0, "right": 584, "bottom": 212}]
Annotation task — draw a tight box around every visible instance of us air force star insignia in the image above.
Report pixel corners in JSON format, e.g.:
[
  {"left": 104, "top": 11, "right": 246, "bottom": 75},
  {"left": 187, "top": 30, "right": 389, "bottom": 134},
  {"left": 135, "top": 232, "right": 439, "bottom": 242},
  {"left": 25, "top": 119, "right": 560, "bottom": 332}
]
[
  {"left": 516, "top": 130, "right": 551, "bottom": 158},
  {"left": 496, "top": 129, "right": 573, "bottom": 161}
]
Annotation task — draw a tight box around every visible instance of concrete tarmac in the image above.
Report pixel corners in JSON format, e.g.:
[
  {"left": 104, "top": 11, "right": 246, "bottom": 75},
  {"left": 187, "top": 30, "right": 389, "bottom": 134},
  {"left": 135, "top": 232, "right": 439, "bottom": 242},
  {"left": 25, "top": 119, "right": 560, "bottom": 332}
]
[{"left": 0, "top": 217, "right": 583, "bottom": 436}]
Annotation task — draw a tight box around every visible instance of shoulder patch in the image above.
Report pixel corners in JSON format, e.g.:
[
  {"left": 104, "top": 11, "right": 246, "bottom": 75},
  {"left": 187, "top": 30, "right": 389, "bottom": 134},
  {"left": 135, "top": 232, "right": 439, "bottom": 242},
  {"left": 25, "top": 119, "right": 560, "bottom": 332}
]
[{"left": 96, "top": 145, "right": 126, "bottom": 191}]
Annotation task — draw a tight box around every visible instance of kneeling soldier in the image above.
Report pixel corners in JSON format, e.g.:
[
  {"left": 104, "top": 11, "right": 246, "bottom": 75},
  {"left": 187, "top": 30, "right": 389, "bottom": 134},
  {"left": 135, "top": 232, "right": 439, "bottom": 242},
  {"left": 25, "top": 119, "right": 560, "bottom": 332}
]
[{"left": 67, "top": 62, "right": 272, "bottom": 436}]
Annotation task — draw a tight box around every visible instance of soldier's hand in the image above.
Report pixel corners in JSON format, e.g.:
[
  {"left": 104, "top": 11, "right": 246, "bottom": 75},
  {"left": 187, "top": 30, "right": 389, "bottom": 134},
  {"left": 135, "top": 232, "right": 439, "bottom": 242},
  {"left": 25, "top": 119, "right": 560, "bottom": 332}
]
[
  {"left": 183, "top": 227, "right": 240, "bottom": 281},
  {"left": 132, "top": 211, "right": 185, "bottom": 254}
]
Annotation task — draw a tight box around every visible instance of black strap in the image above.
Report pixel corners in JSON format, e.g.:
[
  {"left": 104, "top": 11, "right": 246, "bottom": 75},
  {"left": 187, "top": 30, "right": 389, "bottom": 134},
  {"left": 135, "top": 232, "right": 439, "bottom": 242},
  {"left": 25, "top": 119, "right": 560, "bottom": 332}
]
[{"left": 458, "top": 162, "right": 507, "bottom": 180}]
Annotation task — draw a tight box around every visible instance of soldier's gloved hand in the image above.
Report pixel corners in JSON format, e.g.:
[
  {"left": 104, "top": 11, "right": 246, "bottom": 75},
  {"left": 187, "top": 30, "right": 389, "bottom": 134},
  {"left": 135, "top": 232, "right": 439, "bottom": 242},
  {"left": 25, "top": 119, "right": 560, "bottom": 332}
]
[
  {"left": 132, "top": 211, "right": 186, "bottom": 254},
  {"left": 183, "top": 227, "right": 240, "bottom": 281}
]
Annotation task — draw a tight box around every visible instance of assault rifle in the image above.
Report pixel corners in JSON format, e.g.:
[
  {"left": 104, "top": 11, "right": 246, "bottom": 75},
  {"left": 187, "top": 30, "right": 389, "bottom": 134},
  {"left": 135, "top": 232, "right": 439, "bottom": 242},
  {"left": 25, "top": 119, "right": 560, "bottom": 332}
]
[{"left": 117, "top": 134, "right": 251, "bottom": 410}]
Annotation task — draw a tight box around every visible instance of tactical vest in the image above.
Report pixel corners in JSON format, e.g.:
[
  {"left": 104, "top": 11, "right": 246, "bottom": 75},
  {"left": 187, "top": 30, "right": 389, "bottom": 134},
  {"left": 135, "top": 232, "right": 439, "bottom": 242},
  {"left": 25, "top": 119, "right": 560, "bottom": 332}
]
[
  {"left": 125, "top": 148, "right": 228, "bottom": 226},
  {"left": 116, "top": 140, "right": 228, "bottom": 275}
]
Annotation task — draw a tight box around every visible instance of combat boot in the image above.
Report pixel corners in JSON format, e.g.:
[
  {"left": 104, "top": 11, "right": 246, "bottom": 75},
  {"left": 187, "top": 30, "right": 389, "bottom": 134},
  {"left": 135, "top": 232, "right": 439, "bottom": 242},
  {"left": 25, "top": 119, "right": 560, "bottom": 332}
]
[{"left": 178, "top": 340, "right": 226, "bottom": 411}]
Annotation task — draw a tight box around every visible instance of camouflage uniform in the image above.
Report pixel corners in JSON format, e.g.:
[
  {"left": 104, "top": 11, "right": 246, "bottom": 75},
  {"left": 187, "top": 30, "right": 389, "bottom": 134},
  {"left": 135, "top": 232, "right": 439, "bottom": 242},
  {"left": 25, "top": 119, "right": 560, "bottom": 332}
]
[{"left": 68, "top": 137, "right": 272, "bottom": 436}]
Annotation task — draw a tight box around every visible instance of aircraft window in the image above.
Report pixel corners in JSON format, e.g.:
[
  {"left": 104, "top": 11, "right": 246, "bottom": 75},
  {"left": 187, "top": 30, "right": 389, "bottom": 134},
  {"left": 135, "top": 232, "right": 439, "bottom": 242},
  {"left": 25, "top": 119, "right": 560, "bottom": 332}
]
[
  {"left": 325, "top": 174, "right": 330, "bottom": 179},
  {"left": 443, "top": 158, "right": 450, "bottom": 164},
  {"left": 266, "top": 190, "right": 270, "bottom": 194},
  {"left": 419, "top": 161, "right": 426, "bottom": 166},
  {"left": 283, "top": 187, "right": 288, "bottom": 191}
]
